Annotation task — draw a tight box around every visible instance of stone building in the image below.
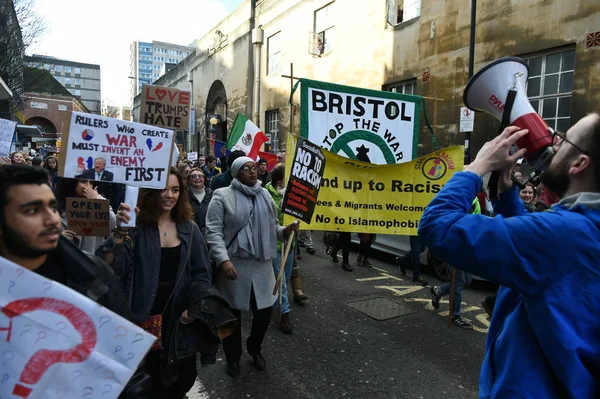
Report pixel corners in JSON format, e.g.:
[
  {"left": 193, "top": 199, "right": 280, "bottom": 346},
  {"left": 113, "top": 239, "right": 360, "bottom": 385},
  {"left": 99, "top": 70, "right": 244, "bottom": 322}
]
[{"left": 133, "top": 0, "right": 600, "bottom": 157}]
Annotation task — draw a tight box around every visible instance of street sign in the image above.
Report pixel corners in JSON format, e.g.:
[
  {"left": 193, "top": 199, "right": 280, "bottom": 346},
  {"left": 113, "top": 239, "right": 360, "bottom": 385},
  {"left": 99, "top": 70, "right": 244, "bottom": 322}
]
[{"left": 460, "top": 107, "right": 474, "bottom": 133}]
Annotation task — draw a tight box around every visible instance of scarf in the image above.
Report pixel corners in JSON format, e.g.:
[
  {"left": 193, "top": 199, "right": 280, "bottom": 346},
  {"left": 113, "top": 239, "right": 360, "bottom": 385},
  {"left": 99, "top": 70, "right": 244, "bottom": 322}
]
[
  {"left": 230, "top": 178, "right": 277, "bottom": 261},
  {"left": 190, "top": 186, "right": 206, "bottom": 204}
]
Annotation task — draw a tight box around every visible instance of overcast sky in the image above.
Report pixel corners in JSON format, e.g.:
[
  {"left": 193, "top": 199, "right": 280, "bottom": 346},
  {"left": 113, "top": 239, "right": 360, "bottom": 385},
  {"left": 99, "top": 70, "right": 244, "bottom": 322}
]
[{"left": 29, "top": 0, "right": 244, "bottom": 107}]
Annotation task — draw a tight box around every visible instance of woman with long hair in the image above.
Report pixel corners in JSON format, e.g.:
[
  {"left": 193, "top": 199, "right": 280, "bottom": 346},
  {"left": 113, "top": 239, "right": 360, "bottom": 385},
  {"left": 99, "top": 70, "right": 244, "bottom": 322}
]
[
  {"left": 10, "top": 152, "right": 24, "bottom": 165},
  {"left": 206, "top": 157, "right": 298, "bottom": 377},
  {"left": 97, "top": 167, "right": 212, "bottom": 398},
  {"left": 44, "top": 155, "right": 59, "bottom": 190},
  {"left": 55, "top": 177, "right": 117, "bottom": 254}
]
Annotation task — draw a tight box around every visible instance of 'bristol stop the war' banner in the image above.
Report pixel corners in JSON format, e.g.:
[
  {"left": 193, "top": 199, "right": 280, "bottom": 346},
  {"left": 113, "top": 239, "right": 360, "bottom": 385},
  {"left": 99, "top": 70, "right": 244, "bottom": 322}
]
[
  {"left": 300, "top": 78, "right": 421, "bottom": 165},
  {"left": 285, "top": 134, "right": 463, "bottom": 236},
  {"left": 58, "top": 111, "right": 175, "bottom": 189}
]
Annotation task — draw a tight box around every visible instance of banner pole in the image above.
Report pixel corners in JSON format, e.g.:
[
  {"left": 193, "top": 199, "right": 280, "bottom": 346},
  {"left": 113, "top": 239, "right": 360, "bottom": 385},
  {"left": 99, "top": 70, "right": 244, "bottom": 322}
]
[{"left": 273, "top": 230, "right": 296, "bottom": 296}]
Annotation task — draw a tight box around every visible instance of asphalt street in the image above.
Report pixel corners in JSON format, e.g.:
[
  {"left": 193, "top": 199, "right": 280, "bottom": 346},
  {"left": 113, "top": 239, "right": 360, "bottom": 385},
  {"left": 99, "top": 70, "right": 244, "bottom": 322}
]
[{"left": 187, "top": 233, "right": 495, "bottom": 399}]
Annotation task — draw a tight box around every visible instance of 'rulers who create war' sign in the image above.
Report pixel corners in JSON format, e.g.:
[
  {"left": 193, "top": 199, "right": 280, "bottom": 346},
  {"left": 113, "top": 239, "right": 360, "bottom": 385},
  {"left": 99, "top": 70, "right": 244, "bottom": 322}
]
[
  {"left": 65, "top": 198, "right": 110, "bottom": 237},
  {"left": 140, "top": 85, "right": 191, "bottom": 130},
  {"left": 58, "top": 111, "right": 175, "bottom": 189},
  {"left": 282, "top": 137, "right": 326, "bottom": 224},
  {"left": 300, "top": 78, "right": 421, "bottom": 165}
]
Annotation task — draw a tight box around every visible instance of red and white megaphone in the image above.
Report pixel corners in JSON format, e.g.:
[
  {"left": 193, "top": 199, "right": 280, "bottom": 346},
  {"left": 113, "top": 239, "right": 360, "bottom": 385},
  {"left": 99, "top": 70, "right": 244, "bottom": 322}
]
[{"left": 463, "top": 57, "right": 554, "bottom": 171}]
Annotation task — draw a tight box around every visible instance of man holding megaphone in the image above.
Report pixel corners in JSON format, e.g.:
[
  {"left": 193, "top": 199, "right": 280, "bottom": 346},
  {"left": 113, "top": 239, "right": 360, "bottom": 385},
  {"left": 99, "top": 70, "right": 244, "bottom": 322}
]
[{"left": 418, "top": 111, "right": 600, "bottom": 398}]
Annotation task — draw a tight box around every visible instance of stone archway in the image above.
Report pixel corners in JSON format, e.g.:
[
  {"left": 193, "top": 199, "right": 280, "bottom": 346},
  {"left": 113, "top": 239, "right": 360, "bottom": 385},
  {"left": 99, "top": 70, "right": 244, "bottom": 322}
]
[
  {"left": 25, "top": 116, "right": 57, "bottom": 133},
  {"left": 206, "top": 80, "right": 228, "bottom": 144}
]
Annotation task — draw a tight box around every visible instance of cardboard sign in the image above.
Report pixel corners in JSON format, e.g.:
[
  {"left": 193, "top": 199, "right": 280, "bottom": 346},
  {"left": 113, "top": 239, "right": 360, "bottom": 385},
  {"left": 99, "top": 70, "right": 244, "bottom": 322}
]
[
  {"left": 140, "top": 85, "right": 191, "bottom": 130},
  {"left": 65, "top": 197, "right": 110, "bottom": 237},
  {"left": 0, "top": 256, "right": 155, "bottom": 399},
  {"left": 300, "top": 78, "right": 420, "bottom": 165},
  {"left": 187, "top": 151, "right": 198, "bottom": 161},
  {"left": 0, "top": 118, "right": 17, "bottom": 157},
  {"left": 282, "top": 137, "right": 326, "bottom": 224},
  {"left": 58, "top": 111, "right": 175, "bottom": 189}
]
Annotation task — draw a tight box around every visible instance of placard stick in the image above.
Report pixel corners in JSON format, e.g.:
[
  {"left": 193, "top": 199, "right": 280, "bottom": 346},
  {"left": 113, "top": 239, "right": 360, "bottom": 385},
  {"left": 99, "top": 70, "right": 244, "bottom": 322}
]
[
  {"left": 273, "top": 230, "right": 296, "bottom": 296},
  {"left": 448, "top": 267, "right": 457, "bottom": 328}
]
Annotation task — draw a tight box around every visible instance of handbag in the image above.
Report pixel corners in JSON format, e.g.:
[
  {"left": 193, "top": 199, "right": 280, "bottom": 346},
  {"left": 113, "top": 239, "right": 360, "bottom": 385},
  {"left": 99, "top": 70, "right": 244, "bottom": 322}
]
[{"left": 138, "top": 225, "right": 195, "bottom": 351}]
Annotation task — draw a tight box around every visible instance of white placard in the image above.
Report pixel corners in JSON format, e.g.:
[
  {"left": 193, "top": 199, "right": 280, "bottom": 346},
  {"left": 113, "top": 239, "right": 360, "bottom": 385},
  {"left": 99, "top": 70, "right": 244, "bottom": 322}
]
[
  {"left": 187, "top": 151, "right": 198, "bottom": 162},
  {"left": 59, "top": 112, "right": 175, "bottom": 189},
  {"left": 460, "top": 107, "right": 475, "bottom": 133},
  {"left": 0, "top": 118, "right": 17, "bottom": 157},
  {"left": 302, "top": 80, "right": 420, "bottom": 165},
  {"left": 0, "top": 256, "right": 155, "bottom": 399},
  {"left": 119, "top": 186, "right": 139, "bottom": 228}
]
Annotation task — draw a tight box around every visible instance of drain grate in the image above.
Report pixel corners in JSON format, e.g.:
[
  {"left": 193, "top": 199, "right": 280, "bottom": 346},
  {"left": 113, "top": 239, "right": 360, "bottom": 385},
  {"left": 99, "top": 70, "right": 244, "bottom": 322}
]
[{"left": 347, "top": 297, "right": 416, "bottom": 321}]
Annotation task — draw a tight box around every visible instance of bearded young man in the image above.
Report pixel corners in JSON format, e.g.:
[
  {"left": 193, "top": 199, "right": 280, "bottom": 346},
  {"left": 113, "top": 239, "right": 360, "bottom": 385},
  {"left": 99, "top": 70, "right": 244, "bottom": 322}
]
[
  {"left": 418, "top": 113, "right": 600, "bottom": 398},
  {"left": 0, "top": 165, "right": 150, "bottom": 398}
]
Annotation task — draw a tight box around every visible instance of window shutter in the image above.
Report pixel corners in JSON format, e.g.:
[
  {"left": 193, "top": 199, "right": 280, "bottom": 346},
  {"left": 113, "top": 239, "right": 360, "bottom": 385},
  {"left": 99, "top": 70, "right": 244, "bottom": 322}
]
[{"left": 387, "top": 0, "right": 398, "bottom": 26}]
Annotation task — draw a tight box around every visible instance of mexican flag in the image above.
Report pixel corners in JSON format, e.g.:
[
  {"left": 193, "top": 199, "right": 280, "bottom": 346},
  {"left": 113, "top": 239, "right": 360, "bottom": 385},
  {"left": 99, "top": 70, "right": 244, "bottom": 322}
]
[{"left": 226, "top": 114, "right": 269, "bottom": 160}]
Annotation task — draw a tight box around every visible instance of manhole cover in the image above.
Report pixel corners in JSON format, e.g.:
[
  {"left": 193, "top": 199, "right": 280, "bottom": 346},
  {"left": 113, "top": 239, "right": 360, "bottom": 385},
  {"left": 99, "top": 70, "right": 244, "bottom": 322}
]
[{"left": 347, "top": 297, "right": 416, "bottom": 320}]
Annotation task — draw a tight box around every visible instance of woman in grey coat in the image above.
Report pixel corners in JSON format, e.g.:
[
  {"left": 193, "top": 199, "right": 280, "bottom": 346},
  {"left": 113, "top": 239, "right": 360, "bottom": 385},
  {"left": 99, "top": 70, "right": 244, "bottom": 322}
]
[{"left": 206, "top": 156, "right": 298, "bottom": 377}]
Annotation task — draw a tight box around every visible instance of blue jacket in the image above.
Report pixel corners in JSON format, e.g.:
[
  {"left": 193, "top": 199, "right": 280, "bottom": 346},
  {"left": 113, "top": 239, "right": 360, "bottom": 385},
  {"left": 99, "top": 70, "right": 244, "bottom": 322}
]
[{"left": 419, "top": 172, "right": 600, "bottom": 398}]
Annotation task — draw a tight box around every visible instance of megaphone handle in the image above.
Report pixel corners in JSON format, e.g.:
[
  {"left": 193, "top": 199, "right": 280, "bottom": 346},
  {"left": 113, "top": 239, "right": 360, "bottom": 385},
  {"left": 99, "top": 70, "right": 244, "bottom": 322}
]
[{"left": 499, "top": 89, "right": 518, "bottom": 132}]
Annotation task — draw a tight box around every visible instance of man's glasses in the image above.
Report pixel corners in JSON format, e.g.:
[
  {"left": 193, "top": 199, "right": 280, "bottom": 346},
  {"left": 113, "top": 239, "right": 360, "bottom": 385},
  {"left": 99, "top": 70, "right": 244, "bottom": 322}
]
[
  {"left": 190, "top": 174, "right": 204, "bottom": 180},
  {"left": 240, "top": 165, "right": 257, "bottom": 173},
  {"left": 552, "top": 130, "right": 590, "bottom": 156}
]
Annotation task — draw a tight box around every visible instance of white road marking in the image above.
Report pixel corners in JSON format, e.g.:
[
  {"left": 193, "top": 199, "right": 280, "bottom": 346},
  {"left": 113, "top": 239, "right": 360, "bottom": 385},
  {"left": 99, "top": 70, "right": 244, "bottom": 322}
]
[
  {"left": 374, "top": 285, "right": 426, "bottom": 297},
  {"left": 356, "top": 273, "right": 404, "bottom": 282},
  {"left": 186, "top": 378, "right": 210, "bottom": 399}
]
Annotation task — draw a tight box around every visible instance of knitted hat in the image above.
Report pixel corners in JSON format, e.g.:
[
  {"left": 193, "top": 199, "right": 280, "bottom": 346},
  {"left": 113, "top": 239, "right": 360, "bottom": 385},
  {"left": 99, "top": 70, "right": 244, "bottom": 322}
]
[{"left": 231, "top": 156, "right": 255, "bottom": 178}]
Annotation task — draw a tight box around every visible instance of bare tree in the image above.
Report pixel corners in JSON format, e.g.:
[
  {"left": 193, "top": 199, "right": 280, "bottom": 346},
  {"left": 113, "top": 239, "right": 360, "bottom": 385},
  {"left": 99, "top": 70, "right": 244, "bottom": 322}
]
[{"left": 14, "top": 0, "right": 46, "bottom": 52}]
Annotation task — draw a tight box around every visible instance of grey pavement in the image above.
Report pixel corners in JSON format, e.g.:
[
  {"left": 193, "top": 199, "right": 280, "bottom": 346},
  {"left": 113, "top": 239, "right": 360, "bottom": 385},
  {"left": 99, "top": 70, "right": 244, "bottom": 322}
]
[{"left": 187, "top": 233, "right": 495, "bottom": 399}]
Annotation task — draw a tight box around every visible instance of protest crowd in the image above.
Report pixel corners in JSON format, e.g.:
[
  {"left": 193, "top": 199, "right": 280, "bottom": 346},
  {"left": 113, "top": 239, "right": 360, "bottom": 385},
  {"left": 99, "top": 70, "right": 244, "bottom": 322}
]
[{"left": 1, "top": 104, "right": 600, "bottom": 398}]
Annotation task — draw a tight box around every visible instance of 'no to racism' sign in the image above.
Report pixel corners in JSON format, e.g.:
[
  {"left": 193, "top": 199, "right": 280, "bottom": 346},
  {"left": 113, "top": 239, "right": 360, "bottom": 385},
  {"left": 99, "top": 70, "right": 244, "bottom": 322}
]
[
  {"left": 300, "top": 78, "right": 421, "bottom": 165},
  {"left": 282, "top": 137, "right": 326, "bottom": 224}
]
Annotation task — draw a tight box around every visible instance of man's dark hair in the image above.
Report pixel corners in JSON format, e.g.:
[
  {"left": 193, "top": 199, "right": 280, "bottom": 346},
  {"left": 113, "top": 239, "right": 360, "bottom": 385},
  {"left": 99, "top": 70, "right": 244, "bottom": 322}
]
[
  {"left": 227, "top": 150, "right": 246, "bottom": 169},
  {"left": 32, "top": 157, "right": 43, "bottom": 166},
  {"left": 258, "top": 158, "right": 268, "bottom": 166},
  {"left": 0, "top": 165, "right": 50, "bottom": 219},
  {"left": 270, "top": 163, "right": 285, "bottom": 186},
  {"left": 205, "top": 154, "right": 217, "bottom": 164}
]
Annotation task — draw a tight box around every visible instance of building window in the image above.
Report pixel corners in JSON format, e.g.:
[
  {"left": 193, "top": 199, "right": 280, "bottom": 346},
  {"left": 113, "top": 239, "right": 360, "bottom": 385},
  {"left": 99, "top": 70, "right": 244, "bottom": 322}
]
[
  {"left": 383, "top": 79, "right": 417, "bottom": 95},
  {"left": 65, "top": 77, "right": 71, "bottom": 85},
  {"left": 30, "top": 102, "right": 48, "bottom": 109},
  {"left": 44, "top": 64, "right": 50, "bottom": 70},
  {"left": 54, "top": 65, "right": 61, "bottom": 72},
  {"left": 75, "top": 89, "right": 81, "bottom": 96},
  {"left": 524, "top": 48, "right": 575, "bottom": 132},
  {"left": 74, "top": 67, "right": 81, "bottom": 74},
  {"left": 267, "top": 32, "right": 281, "bottom": 75},
  {"left": 75, "top": 78, "right": 81, "bottom": 85},
  {"left": 265, "top": 109, "right": 280, "bottom": 149},
  {"left": 315, "top": 3, "right": 335, "bottom": 54},
  {"left": 58, "top": 104, "right": 67, "bottom": 111},
  {"left": 65, "top": 66, "right": 71, "bottom": 73},
  {"left": 387, "top": 0, "right": 421, "bottom": 26}
]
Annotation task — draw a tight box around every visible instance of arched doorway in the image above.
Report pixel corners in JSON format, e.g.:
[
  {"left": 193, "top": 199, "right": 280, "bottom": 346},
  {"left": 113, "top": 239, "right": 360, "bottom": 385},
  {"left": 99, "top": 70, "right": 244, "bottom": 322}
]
[
  {"left": 26, "top": 116, "right": 56, "bottom": 133},
  {"left": 206, "top": 80, "right": 228, "bottom": 144}
]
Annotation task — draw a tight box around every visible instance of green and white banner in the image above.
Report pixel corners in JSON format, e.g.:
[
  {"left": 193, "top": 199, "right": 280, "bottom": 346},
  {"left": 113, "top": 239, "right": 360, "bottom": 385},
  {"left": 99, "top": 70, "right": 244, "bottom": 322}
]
[{"left": 300, "top": 79, "right": 420, "bottom": 165}]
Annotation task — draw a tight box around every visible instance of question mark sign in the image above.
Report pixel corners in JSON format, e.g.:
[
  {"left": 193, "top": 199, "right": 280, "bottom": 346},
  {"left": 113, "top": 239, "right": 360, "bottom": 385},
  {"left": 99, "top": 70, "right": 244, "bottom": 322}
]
[
  {"left": 131, "top": 333, "right": 144, "bottom": 344},
  {"left": 20, "top": 324, "right": 32, "bottom": 338},
  {"left": 104, "top": 370, "right": 116, "bottom": 381},
  {"left": 94, "top": 359, "right": 108, "bottom": 371},
  {"left": 2, "top": 351, "right": 14, "bottom": 367},
  {"left": 1, "top": 373, "right": 9, "bottom": 384},
  {"left": 15, "top": 269, "right": 23, "bottom": 279},
  {"left": 43, "top": 282, "right": 52, "bottom": 294},
  {"left": 8, "top": 280, "right": 15, "bottom": 294},
  {"left": 126, "top": 352, "right": 135, "bottom": 362},
  {"left": 101, "top": 384, "right": 112, "bottom": 397},
  {"left": 99, "top": 316, "right": 111, "bottom": 329},
  {"left": 35, "top": 330, "right": 47, "bottom": 345},
  {"left": 81, "top": 386, "right": 94, "bottom": 398},
  {"left": 114, "top": 345, "right": 123, "bottom": 354},
  {"left": 55, "top": 321, "right": 68, "bottom": 334},
  {"left": 3, "top": 298, "right": 98, "bottom": 398},
  {"left": 72, "top": 370, "right": 83, "bottom": 382},
  {"left": 114, "top": 325, "right": 128, "bottom": 339}
]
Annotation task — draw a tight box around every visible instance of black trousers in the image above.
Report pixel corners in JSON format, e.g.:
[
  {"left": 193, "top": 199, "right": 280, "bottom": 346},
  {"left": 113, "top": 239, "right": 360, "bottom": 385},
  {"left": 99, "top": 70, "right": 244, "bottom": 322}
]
[
  {"left": 358, "top": 234, "right": 375, "bottom": 259},
  {"left": 222, "top": 287, "right": 272, "bottom": 364},
  {"left": 145, "top": 349, "right": 197, "bottom": 399},
  {"left": 333, "top": 232, "right": 351, "bottom": 262}
]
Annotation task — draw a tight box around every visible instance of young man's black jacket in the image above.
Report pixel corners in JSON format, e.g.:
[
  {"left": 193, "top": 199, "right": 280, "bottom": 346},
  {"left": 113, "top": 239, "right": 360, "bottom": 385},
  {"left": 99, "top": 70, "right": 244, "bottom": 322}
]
[{"left": 54, "top": 237, "right": 151, "bottom": 398}]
